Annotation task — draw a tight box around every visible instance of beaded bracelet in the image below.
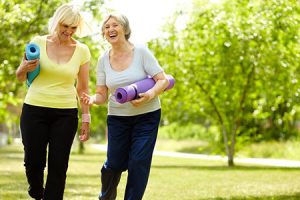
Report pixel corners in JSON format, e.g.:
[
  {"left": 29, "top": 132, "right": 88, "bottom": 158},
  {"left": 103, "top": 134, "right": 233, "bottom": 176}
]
[{"left": 82, "top": 114, "right": 91, "bottom": 123}]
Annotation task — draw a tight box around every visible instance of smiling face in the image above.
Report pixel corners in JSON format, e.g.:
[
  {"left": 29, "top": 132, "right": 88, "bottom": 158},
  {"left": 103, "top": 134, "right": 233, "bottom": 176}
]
[
  {"left": 57, "top": 23, "right": 78, "bottom": 41},
  {"left": 103, "top": 17, "right": 127, "bottom": 44}
]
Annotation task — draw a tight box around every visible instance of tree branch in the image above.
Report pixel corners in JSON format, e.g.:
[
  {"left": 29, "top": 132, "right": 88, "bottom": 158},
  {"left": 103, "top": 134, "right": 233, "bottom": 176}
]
[
  {"left": 194, "top": 79, "right": 230, "bottom": 157},
  {"left": 230, "top": 64, "right": 256, "bottom": 156},
  {"left": 17, "top": 0, "right": 47, "bottom": 41}
]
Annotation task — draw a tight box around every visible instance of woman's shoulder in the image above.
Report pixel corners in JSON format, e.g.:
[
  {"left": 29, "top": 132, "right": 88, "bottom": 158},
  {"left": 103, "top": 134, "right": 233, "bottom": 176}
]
[
  {"left": 96, "top": 49, "right": 110, "bottom": 66},
  {"left": 31, "top": 35, "right": 47, "bottom": 44},
  {"left": 134, "top": 43, "right": 148, "bottom": 51},
  {"left": 99, "top": 48, "right": 110, "bottom": 58},
  {"left": 133, "top": 43, "right": 153, "bottom": 55}
]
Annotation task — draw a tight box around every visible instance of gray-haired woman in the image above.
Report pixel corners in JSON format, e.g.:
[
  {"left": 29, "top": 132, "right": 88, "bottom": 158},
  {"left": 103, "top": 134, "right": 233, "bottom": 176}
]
[{"left": 82, "top": 13, "right": 170, "bottom": 200}]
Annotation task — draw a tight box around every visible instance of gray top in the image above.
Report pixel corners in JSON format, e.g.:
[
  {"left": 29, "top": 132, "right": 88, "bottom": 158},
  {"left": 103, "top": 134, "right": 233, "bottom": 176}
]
[{"left": 96, "top": 44, "right": 163, "bottom": 116}]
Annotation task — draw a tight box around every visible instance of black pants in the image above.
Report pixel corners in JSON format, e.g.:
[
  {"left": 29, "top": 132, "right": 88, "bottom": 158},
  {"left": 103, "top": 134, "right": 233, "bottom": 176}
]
[{"left": 20, "top": 103, "right": 78, "bottom": 200}]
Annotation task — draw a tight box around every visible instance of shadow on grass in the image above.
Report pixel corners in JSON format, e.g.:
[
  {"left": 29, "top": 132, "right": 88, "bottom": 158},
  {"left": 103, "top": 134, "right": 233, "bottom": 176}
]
[
  {"left": 201, "top": 193, "right": 300, "bottom": 200},
  {"left": 0, "top": 147, "right": 23, "bottom": 154},
  {"left": 69, "top": 156, "right": 105, "bottom": 163}
]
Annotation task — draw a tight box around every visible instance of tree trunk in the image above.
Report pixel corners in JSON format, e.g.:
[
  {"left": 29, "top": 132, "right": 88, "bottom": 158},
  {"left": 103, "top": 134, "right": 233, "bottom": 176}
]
[
  {"left": 223, "top": 125, "right": 235, "bottom": 167},
  {"left": 228, "top": 130, "right": 235, "bottom": 167},
  {"left": 228, "top": 153, "right": 234, "bottom": 166}
]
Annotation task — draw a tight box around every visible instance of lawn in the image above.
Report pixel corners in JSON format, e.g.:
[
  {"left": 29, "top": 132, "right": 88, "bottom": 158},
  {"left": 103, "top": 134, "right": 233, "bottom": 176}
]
[{"left": 1, "top": 143, "right": 300, "bottom": 200}]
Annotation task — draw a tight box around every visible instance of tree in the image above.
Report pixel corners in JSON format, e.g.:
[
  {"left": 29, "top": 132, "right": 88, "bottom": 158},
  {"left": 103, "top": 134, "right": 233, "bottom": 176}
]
[
  {"left": 149, "top": 0, "right": 300, "bottom": 166},
  {"left": 0, "top": 0, "right": 69, "bottom": 136},
  {"left": 0, "top": 0, "right": 106, "bottom": 146}
]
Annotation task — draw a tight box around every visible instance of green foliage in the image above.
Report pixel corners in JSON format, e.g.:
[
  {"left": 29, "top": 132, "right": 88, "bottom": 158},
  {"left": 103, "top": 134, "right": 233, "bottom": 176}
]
[
  {"left": 149, "top": 0, "right": 300, "bottom": 163},
  {"left": 0, "top": 0, "right": 68, "bottom": 123},
  {"left": 158, "top": 123, "right": 225, "bottom": 155},
  {"left": 237, "top": 140, "right": 300, "bottom": 160},
  {"left": 159, "top": 123, "right": 219, "bottom": 141},
  {"left": 0, "top": 0, "right": 106, "bottom": 138},
  {"left": 2, "top": 0, "right": 300, "bottom": 156}
]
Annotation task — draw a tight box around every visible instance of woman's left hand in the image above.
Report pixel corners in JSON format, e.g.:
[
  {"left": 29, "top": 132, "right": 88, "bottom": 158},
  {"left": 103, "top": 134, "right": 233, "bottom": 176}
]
[
  {"left": 79, "top": 122, "right": 90, "bottom": 142},
  {"left": 131, "top": 90, "right": 155, "bottom": 107}
]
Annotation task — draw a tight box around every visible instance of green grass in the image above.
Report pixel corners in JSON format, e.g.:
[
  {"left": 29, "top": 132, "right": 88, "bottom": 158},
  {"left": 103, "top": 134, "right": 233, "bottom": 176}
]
[{"left": 1, "top": 143, "right": 300, "bottom": 200}]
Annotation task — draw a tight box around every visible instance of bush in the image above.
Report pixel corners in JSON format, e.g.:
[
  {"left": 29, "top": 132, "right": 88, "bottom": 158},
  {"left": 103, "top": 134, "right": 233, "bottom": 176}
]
[{"left": 159, "top": 123, "right": 219, "bottom": 142}]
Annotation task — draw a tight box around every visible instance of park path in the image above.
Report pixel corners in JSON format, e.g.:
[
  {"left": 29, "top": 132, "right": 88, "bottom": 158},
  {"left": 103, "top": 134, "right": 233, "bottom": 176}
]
[{"left": 91, "top": 144, "right": 300, "bottom": 168}]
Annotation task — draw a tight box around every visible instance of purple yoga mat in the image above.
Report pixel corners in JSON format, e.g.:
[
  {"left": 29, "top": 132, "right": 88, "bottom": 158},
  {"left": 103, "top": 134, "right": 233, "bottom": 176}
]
[{"left": 115, "top": 74, "right": 175, "bottom": 104}]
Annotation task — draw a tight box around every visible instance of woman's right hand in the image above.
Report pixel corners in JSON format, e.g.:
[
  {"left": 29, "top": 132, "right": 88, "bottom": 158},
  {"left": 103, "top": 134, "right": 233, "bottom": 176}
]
[
  {"left": 16, "top": 54, "right": 39, "bottom": 82},
  {"left": 81, "top": 92, "right": 95, "bottom": 105},
  {"left": 21, "top": 57, "right": 39, "bottom": 72}
]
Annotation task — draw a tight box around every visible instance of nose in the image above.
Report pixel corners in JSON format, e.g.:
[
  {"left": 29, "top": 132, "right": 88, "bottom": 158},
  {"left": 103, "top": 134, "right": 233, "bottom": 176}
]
[
  {"left": 66, "top": 28, "right": 74, "bottom": 34},
  {"left": 108, "top": 25, "right": 116, "bottom": 32}
]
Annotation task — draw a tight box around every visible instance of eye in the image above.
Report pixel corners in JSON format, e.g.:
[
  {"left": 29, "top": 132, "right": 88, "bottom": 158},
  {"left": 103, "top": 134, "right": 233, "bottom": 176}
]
[{"left": 71, "top": 26, "right": 77, "bottom": 30}]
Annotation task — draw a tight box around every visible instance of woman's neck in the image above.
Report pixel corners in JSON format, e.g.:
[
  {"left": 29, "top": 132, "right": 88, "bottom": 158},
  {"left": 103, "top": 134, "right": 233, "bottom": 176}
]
[
  {"left": 51, "top": 34, "right": 73, "bottom": 46},
  {"left": 111, "top": 41, "right": 133, "bottom": 55}
]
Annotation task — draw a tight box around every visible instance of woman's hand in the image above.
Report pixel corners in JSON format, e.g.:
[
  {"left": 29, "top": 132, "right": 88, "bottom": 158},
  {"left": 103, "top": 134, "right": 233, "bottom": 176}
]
[
  {"left": 21, "top": 52, "right": 40, "bottom": 72},
  {"left": 81, "top": 92, "right": 94, "bottom": 105},
  {"left": 23, "top": 58, "right": 39, "bottom": 72},
  {"left": 79, "top": 122, "right": 90, "bottom": 142},
  {"left": 130, "top": 89, "right": 156, "bottom": 107},
  {"left": 16, "top": 54, "right": 40, "bottom": 82},
  {"left": 131, "top": 72, "right": 169, "bottom": 107}
]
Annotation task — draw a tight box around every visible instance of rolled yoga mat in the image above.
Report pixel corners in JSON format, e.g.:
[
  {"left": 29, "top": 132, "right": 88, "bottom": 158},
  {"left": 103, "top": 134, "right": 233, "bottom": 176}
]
[
  {"left": 115, "top": 74, "right": 175, "bottom": 104},
  {"left": 25, "top": 43, "right": 40, "bottom": 87}
]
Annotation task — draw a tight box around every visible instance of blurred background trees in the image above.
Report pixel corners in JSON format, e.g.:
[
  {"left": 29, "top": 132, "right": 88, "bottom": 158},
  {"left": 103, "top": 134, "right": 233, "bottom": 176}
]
[
  {"left": 149, "top": 0, "right": 300, "bottom": 165},
  {"left": 0, "top": 0, "right": 299, "bottom": 166},
  {"left": 0, "top": 0, "right": 107, "bottom": 145}
]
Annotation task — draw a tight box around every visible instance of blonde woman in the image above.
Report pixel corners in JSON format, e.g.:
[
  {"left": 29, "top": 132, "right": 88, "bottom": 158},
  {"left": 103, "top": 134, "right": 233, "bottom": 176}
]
[
  {"left": 16, "top": 3, "right": 92, "bottom": 200},
  {"left": 82, "top": 13, "right": 169, "bottom": 200}
]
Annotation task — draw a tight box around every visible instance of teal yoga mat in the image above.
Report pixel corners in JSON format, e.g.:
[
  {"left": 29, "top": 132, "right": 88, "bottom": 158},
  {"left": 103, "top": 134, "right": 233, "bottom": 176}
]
[{"left": 25, "top": 43, "right": 40, "bottom": 87}]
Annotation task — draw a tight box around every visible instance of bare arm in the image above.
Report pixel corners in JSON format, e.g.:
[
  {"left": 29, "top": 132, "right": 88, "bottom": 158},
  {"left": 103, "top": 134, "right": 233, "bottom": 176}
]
[
  {"left": 93, "top": 85, "right": 108, "bottom": 105},
  {"left": 77, "top": 61, "right": 90, "bottom": 142},
  {"left": 131, "top": 71, "right": 169, "bottom": 107},
  {"left": 149, "top": 71, "right": 170, "bottom": 97},
  {"left": 81, "top": 85, "right": 108, "bottom": 105}
]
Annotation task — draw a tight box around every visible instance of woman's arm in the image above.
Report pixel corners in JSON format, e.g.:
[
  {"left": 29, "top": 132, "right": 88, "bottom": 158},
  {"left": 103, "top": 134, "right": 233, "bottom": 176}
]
[
  {"left": 149, "top": 71, "right": 170, "bottom": 96},
  {"left": 81, "top": 55, "right": 108, "bottom": 106},
  {"left": 131, "top": 71, "right": 169, "bottom": 107},
  {"left": 81, "top": 85, "right": 108, "bottom": 105},
  {"left": 93, "top": 85, "right": 108, "bottom": 105},
  {"left": 77, "top": 61, "right": 90, "bottom": 142},
  {"left": 16, "top": 55, "right": 39, "bottom": 82}
]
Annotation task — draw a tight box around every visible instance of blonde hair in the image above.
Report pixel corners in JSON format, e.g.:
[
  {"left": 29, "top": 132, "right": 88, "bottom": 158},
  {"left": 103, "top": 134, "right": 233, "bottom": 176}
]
[
  {"left": 101, "top": 13, "right": 131, "bottom": 40},
  {"left": 48, "top": 3, "right": 92, "bottom": 38}
]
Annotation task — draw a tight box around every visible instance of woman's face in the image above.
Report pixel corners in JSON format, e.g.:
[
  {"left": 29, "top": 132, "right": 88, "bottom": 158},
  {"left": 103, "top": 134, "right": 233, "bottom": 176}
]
[
  {"left": 103, "top": 17, "right": 126, "bottom": 44},
  {"left": 57, "top": 23, "right": 78, "bottom": 41}
]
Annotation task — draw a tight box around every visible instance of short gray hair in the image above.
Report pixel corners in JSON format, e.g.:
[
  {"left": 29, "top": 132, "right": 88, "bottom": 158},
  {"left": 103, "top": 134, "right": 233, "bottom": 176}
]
[{"left": 101, "top": 13, "right": 131, "bottom": 40}]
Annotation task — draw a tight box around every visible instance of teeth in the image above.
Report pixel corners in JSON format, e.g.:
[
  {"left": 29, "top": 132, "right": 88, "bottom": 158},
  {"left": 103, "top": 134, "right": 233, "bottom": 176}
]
[{"left": 109, "top": 32, "right": 117, "bottom": 37}]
